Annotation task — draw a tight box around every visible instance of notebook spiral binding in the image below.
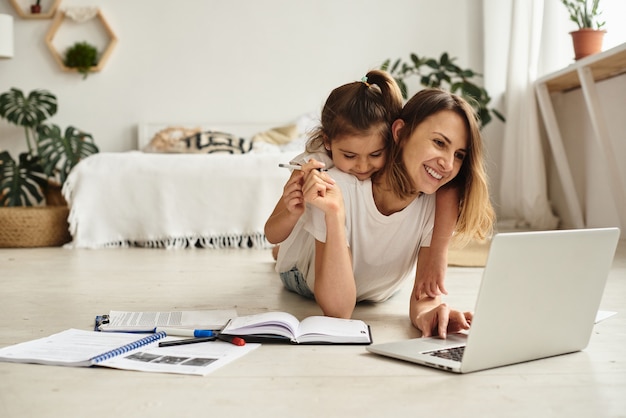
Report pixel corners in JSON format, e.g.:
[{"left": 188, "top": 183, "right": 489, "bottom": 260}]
[{"left": 91, "top": 331, "right": 167, "bottom": 364}]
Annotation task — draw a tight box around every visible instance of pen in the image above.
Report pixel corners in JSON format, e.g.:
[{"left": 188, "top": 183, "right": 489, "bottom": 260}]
[
  {"left": 155, "top": 327, "right": 216, "bottom": 338},
  {"left": 278, "top": 163, "right": 302, "bottom": 170},
  {"left": 278, "top": 163, "right": 328, "bottom": 172},
  {"left": 217, "top": 334, "right": 246, "bottom": 346},
  {"left": 158, "top": 336, "right": 217, "bottom": 347}
]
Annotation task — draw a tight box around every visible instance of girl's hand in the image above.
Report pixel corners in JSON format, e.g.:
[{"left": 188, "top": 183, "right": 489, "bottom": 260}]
[
  {"left": 282, "top": 170, "right": 306, "bottom": 217},
  {"left": 414, "top": 253, "right": 448, "bottom": 299}
]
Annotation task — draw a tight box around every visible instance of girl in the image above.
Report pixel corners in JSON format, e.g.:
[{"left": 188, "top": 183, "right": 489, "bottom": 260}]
[
  {"left": 296, "top": 88, "right": 495, "bottom": 337},
  {"left": 265, "top": 71, "right": 460, "bottom": 298}
]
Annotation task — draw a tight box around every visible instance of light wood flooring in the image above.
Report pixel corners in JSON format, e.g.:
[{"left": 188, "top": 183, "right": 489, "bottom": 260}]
[{"left": 1, "top": 239, "right": 625, "bottom": 418}]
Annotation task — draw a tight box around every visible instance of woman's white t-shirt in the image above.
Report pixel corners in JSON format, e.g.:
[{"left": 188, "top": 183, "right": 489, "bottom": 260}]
[{"left": 276, "top": 167, "right": 435, "bottom": 302}]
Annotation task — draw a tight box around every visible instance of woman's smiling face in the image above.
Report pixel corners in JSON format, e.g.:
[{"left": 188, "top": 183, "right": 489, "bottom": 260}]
[{"left": 397, "top": 110, "right": 468, "bottom": 195}]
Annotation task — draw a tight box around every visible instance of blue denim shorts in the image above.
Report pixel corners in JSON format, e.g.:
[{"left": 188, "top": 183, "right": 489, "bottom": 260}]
[{"left": 279, "top": 267, "right": 315, "bottom": 300}]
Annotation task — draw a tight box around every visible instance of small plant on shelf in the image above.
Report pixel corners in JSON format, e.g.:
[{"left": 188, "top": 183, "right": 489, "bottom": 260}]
[
  {"left": 30, "top": 0, "right": 41, "bottom": 14},
  {"left": 560, "top": 0, "right": 605, "bottom": 30},
  {"left": 64, "top": 41, "right": 98, "bottom": 79}
]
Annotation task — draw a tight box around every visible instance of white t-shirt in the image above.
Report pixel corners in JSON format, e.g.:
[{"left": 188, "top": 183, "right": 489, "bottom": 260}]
[{"left": 276, "top": 167, "right": 435, "bottom": 302}]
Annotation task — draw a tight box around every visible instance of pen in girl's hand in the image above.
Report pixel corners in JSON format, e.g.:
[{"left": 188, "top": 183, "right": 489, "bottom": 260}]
[
  {"left": 278, "top": 163, "right": 302, "bottom": 170},
  {"left": 279, "top": 163, "right": 328, "bottom": 172},
  {"left": 158, "top": 336, "right": 217, "bottom": 347}
]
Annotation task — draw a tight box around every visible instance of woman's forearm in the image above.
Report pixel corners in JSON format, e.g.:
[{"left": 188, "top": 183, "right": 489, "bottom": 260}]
[{"left": 313, "top": 211, "right": 356, "bottom": 318}]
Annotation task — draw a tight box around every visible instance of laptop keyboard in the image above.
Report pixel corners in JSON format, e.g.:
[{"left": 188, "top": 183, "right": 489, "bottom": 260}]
[{"left": 425, "top": 346, "right": 465, "bottom": 361}]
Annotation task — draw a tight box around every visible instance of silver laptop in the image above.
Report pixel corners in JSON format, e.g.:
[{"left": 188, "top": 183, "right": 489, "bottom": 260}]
[{"left": 367, "top": 227, "right": 620, "bottom": 373}]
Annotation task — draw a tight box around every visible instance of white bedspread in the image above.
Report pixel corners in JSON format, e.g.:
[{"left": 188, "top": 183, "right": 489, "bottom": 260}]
[{"left": 62, "top": 151, "right": 291, "bottom": 249}]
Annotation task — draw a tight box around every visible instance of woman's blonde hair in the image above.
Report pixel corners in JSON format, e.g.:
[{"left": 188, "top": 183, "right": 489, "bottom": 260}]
[{"left": 381, "top": 88, "right": 495, "bottom": 244}]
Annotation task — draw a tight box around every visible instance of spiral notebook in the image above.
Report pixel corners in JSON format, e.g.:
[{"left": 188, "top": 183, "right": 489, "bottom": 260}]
[
  {"left": 0, "top": 328, "right": 259, "bottom": 376},
  {"left": 0, "top": 329, "right": 167, "bottom": 367}
]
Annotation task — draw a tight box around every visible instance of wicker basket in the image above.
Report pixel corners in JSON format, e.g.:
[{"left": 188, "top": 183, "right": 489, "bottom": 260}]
[{"left": 0, "top": 206, "right": 72, "bottom": 248}]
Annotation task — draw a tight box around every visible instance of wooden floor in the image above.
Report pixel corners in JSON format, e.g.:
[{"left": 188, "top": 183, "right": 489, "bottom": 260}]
[{"left": 1, "top": 239, "right": 625, "bottom": 418}]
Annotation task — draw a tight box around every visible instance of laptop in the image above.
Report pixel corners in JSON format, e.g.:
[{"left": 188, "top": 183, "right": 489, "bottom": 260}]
[{"left": 367, "top": 227, "right": 620, "bottom": 373}]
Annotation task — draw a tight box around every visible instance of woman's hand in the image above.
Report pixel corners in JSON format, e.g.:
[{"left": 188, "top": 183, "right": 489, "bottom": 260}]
[
  {"left": 414, "top": 303, "right": 472, "bottom": 338},
  {"left": 301, "top": 163, "right": 340, "bottom": 215},
  {"left": 410, "top": 293, "right": 472, "bottom": 339}
]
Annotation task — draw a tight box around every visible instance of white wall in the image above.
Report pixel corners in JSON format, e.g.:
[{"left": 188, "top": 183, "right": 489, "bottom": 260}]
[{"left": 0, "top": 0, "right": 482, "bottom": 154}]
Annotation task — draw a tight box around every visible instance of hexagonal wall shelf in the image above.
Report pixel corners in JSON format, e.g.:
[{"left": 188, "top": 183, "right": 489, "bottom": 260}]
[
  {"left": 45, "top": 9, "right": 118, "bottom": 74},
  {"left": 9, "top": 0, "right": 62, "bottom": 19}
]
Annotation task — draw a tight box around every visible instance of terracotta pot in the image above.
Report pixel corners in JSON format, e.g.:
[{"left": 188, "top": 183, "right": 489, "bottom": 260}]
[{"left": 570, "top": 29, "right": 606, "bottom": 60}]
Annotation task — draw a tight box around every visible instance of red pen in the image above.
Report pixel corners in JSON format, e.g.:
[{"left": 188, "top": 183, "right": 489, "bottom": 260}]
[{"left": 217, "top": 334, "right": 246, "bottom": 346}]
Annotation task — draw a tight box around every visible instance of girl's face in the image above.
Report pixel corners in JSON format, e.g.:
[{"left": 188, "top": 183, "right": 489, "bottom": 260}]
[
  {"left": 396, "top": 110, "right": 468, "bottom": 195},
  {"left": 326, "top": 131, "right": 386, "bottom": 181}
]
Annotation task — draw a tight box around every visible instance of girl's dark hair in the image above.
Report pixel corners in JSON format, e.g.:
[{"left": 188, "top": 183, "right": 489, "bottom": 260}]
[{"left": 306, "top": 70, "right": 403, "bottom": 154}]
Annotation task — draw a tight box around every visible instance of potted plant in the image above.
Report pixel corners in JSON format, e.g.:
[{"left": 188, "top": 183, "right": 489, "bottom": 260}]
[
  {"left": 0, "top": 87, "right": 99, "bottom": 247},
  {"left": 560, "top": 0, "right": 606, "bottom": 60},
  {"left": 380, "top": 52, "right": 505, "bottom": 129},
  {"left": 64, "top": 41, "right": 98, "bottom": 79},
  {"left": 30, "top": 0, "right": 41, "bottom": 14}
]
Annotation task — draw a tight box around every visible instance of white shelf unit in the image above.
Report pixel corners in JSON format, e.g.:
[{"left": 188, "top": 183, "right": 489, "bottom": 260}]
[{"left": 535, "top": 42, "right": 626, "bottom": 229}]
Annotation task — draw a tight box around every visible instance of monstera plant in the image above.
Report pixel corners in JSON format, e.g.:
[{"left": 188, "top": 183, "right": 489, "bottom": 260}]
[{"left": 0, "top": 88, "right": 99, "bottom": 206}]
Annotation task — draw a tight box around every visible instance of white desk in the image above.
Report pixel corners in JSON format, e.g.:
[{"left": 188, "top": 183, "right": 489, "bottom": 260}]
[{"left": 535, "top": 42, "right": 626, "bottom": 229}]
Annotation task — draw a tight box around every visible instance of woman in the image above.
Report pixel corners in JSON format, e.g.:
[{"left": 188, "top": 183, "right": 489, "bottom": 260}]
[{"left": 294, "top": 88, "right": 495, "bottom": 338}]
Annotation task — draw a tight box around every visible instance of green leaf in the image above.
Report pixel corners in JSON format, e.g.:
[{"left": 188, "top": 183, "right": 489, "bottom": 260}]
[
  {"left": 36, "top": 124, "right": 99, "bottom": 184},
  {"left": 425, "top": 59, "right": 439, "bottom": 70},
  {"left": 397, "top": 79, "right": 408, "bottom": 100},
  {"left": 0, "top": 88, "right": 57, "bottom": 128},
  {"left": 380, "top": 59, "right": 390, "bottom": 72},
  {"left": 0, "top": 151, "right": 47, "bottom": 206}
]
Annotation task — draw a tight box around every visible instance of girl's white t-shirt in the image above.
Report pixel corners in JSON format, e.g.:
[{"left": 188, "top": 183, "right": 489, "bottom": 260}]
[{"left": 276, "top": 167, "right": 435, "bottom": 302}]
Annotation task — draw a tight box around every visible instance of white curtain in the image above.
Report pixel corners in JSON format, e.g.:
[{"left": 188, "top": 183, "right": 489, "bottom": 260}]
[{"left": 483, "top": 0, "right": 568, "bottom": 230}]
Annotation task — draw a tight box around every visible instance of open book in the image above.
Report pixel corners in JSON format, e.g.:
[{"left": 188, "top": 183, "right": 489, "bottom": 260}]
[
  {"left": 220, "top": 312, "right": 372, "bottom": 345},
  {"left": 0, "top": 329, "right": 258, "bottom": 376}
]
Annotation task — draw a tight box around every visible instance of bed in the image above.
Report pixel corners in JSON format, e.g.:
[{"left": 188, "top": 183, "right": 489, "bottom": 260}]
[{"left": 62, "top": 116, "right": 316, "bottom": 249}]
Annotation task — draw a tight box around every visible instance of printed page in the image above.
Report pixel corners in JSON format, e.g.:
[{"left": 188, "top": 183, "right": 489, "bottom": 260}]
[
  {"left": 99, "top": 309, "right": 237, "bottom": 331},
  {"left": 296, "top": 316, "right": 371, "bottom": 344},
  {"left": 0, "top": 329, "right": 155, "bottom": 367},
  {"left": 99, "top": 339, "right": 260, "bottom": 376}
]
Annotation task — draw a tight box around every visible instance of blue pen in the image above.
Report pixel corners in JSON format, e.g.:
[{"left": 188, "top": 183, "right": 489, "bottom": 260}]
[{"left": 155, "top": 327, "right": 216, "bottom": 338}]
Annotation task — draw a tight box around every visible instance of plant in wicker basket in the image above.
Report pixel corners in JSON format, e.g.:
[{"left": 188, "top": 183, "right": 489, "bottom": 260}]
[
  {"left": 0, "top": 87, "right": 99, "bottom": 206},
  {"left": 0, "top": 87, "right": 99, "bottom": 247}
]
